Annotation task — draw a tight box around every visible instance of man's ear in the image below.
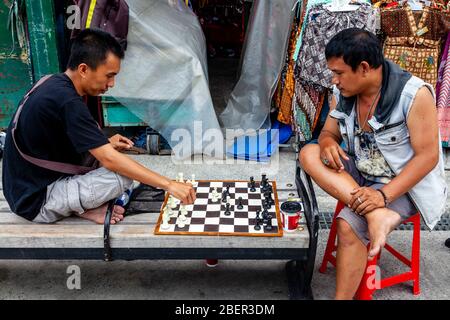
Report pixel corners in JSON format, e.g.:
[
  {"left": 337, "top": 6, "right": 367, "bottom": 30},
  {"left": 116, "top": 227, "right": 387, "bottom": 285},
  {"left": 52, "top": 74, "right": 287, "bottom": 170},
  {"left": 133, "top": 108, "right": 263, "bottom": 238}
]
[
  {"left": 78, "top": 63, "right": 89, "bottom": 79},
  {"left": 360, "top": 61, "right": 371, "bottom": 76}
]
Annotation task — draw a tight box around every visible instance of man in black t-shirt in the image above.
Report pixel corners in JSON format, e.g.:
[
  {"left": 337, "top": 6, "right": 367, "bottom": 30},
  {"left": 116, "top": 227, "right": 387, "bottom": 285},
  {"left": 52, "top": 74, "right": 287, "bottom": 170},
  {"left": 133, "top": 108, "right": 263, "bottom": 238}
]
[{"left": 2, "top": 29, "right": 196, "bottom": 224}]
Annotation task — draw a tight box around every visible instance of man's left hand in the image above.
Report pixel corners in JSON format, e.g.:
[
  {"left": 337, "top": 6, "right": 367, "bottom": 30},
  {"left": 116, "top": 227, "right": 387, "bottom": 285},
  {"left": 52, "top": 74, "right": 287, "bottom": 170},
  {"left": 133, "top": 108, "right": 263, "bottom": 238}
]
[
  {"left": 109, "top": 134, "right": 134, "bottom": 151},
  {"left": 349, "top": 187, "right": 385, "bottom": 215}
]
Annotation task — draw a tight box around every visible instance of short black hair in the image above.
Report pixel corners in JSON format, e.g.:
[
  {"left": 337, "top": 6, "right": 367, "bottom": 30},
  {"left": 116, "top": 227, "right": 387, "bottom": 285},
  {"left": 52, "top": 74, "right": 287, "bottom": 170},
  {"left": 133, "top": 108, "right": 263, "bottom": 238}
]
[
  {"left": 67, "top": 28, "right": 124, "bottom": 71},
  {"left": 325, "top": 28, "right": 384, "bottom": 71}
]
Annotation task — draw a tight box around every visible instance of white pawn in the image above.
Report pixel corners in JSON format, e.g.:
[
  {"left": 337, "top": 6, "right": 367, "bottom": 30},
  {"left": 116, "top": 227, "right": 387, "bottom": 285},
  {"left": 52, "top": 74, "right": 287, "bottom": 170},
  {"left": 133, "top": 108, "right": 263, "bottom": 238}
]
[
  {"left": 177, "top": 217, "right": 186, "bottom": 228},
  {"left": 160, "top": 211, "right": 170, "bottom": 230},
  {"left": 211, "top": 187, "right": 219, "bottom": 203},
  {"left": 177, "top": 172, "right": 184, "bottom": 183},
  {"left": 191, "top": 174, "right": 196, "bottom": 184},
  {"left": 180, "top": 204, "right": 188, "bottom": 217}
]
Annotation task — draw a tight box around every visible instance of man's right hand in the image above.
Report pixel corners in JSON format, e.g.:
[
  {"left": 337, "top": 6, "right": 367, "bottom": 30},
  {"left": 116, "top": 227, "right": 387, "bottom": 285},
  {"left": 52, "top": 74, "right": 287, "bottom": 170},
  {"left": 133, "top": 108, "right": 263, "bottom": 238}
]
[
  {"left": 167, "top": 181, "right": 196, "bottom": 205},
  {"left": 319, "top": 136, "right": 349, "bottom": 172}
]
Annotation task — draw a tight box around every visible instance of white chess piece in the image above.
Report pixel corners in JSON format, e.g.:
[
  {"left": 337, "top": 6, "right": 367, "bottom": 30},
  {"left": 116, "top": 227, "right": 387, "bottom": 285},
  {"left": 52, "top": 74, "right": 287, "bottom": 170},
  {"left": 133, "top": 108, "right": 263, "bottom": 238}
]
[
  {"left": 160, "top": 211, "right": 170, "bottom": 230},
  {"left": 211, "top": 188, "right": 219, "bottom": 203},
  {"left": 177, "top": 172, "right": 184, "bottom": 183},
  {"left": 191, "top": 174, "right": 196, "bottom": 184},
  {"left": 177, "top": 218, "right": 186, "bottom": 228},
  {"left": 180, "top": 204, "right": 188, "bottom": 217},
  {"left": 168, "top": 196, "right": 177, "bottom": 209},
  {"left": 186, "top": 179, "right": 192, "bottom": 185}
]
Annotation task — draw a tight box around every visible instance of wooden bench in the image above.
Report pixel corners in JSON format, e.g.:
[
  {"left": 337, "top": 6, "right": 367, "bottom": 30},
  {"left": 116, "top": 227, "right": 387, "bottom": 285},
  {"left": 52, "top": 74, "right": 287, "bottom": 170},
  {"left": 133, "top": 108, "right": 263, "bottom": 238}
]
[{"left": 0, "top": 161, "right": 319, "bottom": 299}]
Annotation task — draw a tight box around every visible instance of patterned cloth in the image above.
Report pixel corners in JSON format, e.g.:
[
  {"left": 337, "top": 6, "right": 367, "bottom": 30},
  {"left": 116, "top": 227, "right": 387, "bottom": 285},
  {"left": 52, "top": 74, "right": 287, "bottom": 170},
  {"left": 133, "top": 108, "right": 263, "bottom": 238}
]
[
  {"left": 381, "top": 6, "right": 450, "bottom": 41},
  {"left": 293, "top": 82, "right": 326, "bottom": 142},
  {"left": 277, "top": 22, "right": 302, "bottom": 125},
  {"left": 354, "top": 119, "right": 395, "bottom": 184},
  {"left": 382, "top": 5, "right": 448, "bottom": 88},
  {"left": 295, "top": 3, "right": 377, "bottom": 89},
  {"left": 437, "top": 32, "right": 450, "bottom": 147}
]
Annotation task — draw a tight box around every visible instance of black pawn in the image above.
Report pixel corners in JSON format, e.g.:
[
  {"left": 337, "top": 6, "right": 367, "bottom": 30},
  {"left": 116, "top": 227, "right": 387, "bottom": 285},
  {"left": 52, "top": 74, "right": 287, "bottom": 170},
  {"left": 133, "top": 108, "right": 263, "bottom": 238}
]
[
  {"left": 249, "top": 176, "right": 256, "bottom": 192},
  {"left": 264, "top": 218, "right": 273, "bottom": 231},
  {"left": 254, "top": 220, "right": 261, "bottom": 231},
  {"left": 256, "top": 209, "right": 261, "bottom": 221},
  {"left": 224, "top": 203, "right": 231, "bottom": 216},
  {"left": 237, "top": 197, "right": 243, "bottom": 210}
]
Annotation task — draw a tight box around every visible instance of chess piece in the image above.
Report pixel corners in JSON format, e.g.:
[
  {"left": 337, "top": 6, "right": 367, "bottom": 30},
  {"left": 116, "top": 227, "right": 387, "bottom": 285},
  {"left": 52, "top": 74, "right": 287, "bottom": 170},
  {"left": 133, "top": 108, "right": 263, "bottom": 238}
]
[
  {"left": 191, "top": 174, "right": 196, "bottom": 184},
  {"left": 264, "top": 218, "right": 273, "bottom": 231},
  {"left": 211, "top": 188, "right": 219, "bottom": 203},
  {"left": 262, "top": 208, "right": 269, "bottom": 221},
  {"left": 254, "top": 219, "right": 261, "bottom": 231},
  {"left": 160, "top": 211, "right": 170, "bottom": 230},
  {"left": 222, "top": 189, "right": 228, "bottom": 202},
  {"left": 180, "top": 204, "right": 188, "bottom": 216},
  {"left": 224, "top": 203, "right": 231, "bottom": 216},
  {"left": 168, "top": 196, "right": 177, "bottom": 209},
  {"left": 177, "top": 172, "right": 184, "bottom": 183},
  {"left": 237, "top": 197, "right": 243, "bottom": 210},
  {"left": 256, "top": 209, "right": 262, "bottom": 221},
  {"left": 249, "top": 176, "right": 256, "bottom": 192},
  {"left": 177, "top": 218, "right": 186, "bottom": 228}
]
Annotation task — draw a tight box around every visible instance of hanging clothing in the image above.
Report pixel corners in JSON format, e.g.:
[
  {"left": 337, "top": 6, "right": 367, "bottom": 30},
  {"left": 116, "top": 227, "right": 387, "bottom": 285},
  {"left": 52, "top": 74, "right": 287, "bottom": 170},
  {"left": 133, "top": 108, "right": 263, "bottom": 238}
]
[
  {"left": 382, "top": 5, "right": 449, "bottom": 88},
  {"left": 295, "top": 3, "right": 377, "bottom": 89},
  {"left": 437, "top": 32, "right": 450, "bottom": 147},
  {"left": 277, "top": 22, "right": 301, "bottom": 125},
  {"left": 293, "top": 82, "right": 326, "bottom": 142}
]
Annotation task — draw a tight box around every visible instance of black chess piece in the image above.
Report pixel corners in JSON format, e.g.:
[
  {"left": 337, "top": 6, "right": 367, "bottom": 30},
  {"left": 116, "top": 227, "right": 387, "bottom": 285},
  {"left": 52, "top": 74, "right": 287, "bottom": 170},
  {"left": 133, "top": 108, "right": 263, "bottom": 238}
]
[
  {"left": 249, "top": 176, "right": 256, "bottom": 192},
  {"left": 237, "top": 197, "right": 243, "bottom": 210},
  {"left": 261, "top": 174, "right": 267, "bottom": 185},
  {"left": 222, "top": 189, "right": 227, "bottom": 202},
  {"left": 224, "top": 203, "right": 231, "bottom": 216},
  {"left": 254, "top": 219, "right": 261, "bottom": 231},
  {"left": 264, "top": 218, "right": 273, "bottom": 231},
  {"left": 256, "top": 209, "right": 261, "bottom": 221},
  {"left": 262, "top": 208, "right": 269, "bottom": 221}
]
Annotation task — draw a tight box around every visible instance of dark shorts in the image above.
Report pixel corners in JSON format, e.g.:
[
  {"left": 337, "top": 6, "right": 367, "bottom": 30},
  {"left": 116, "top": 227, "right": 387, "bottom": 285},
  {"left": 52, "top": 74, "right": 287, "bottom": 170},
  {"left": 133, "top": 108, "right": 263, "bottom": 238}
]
[{"left": 337, "top": 156, "right": 417, "bottom": 245}]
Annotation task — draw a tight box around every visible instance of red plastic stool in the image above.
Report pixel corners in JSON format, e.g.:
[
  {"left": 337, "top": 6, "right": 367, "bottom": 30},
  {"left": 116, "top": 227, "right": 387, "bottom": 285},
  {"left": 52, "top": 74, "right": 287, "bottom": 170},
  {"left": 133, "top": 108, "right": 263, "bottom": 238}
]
[{"left": 319, "top": 201, "right": 421, "bottom": 300}]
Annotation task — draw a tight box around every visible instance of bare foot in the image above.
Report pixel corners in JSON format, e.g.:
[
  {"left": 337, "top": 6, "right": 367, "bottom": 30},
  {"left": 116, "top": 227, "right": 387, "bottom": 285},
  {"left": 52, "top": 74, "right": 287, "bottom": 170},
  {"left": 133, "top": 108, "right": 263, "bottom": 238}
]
[
  {"left": 75, "top": 203, "right": 125, "bottom": 225},
  {"left": 365, "top": 208, "right": 402, "bottom": 260}
]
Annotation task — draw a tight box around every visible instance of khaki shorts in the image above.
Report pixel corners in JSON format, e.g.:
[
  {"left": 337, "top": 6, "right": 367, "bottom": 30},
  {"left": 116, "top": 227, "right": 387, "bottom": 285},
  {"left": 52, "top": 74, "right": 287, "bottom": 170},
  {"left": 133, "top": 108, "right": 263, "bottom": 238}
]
[
  {"left": 33, "top": 167, "right": 133, "bottom": 223},
  {"left": 337, "top": 156, "right": 417, "bottom": 245}
]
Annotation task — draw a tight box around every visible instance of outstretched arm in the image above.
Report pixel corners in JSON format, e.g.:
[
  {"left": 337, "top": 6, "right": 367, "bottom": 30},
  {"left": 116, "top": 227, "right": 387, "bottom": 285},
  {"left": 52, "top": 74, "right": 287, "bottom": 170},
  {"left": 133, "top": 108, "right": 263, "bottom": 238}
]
[{"left": 89, "top": 143, "right": 196, "bottom": 204}]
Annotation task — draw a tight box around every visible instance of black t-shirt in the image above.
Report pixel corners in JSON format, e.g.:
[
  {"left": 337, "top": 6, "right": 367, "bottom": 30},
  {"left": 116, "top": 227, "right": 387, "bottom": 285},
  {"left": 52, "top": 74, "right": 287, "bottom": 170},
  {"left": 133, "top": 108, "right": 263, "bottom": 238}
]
[{"left": 2, "top": 73, "right": 109, "bottom": 221}]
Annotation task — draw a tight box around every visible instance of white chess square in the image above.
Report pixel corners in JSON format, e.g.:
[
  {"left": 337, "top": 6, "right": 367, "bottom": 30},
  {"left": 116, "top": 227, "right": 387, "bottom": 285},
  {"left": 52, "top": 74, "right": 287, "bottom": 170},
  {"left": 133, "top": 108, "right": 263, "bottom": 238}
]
[
  {"left": 189, "top": 224, "right": 205, "bottom": 232},
  {"left": 210, "top": 181, "right": 223, "bottom": 188},
  {"left": 205, "top": 217, "right": 220, "bottom": 225},
  {"left": 191, "top": 211, "right": 207, "bottom": 218},
  {"left": 248, "top": 199, "right": 262, "bottom": 206},
  {"left": 218, "top": 225, "right": 234, "bottom": 233},
  {"left": 234, "top": 182, "right": 249, "bottom": 188},
  {"left": 206, "top": 204, "right": 221, "bottom": 211},
  {"left": 220, "top": 211, "right": 234, "bottom": 218},
  {"left": 234, "top": 193, "right": 249, "bottom": 200},
  {"left": 234, "top": 204, "right": 248, "bottom": 212},
  {"left": 234, "top": 218, "right": 249, "bottom": 226},
  {"left": 194, "top": 198, "right": 208, "bottom": 205},
  {"left": 196, "top": 187, "right": 210, "bottom": 194}
]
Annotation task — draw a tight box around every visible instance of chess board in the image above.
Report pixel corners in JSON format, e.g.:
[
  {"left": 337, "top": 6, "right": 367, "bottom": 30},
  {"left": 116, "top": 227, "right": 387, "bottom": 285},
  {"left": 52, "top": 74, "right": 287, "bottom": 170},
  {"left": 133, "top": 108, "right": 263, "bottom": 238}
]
[{"left": 154, "top": 180, "right": 283, "bottom": 237}]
